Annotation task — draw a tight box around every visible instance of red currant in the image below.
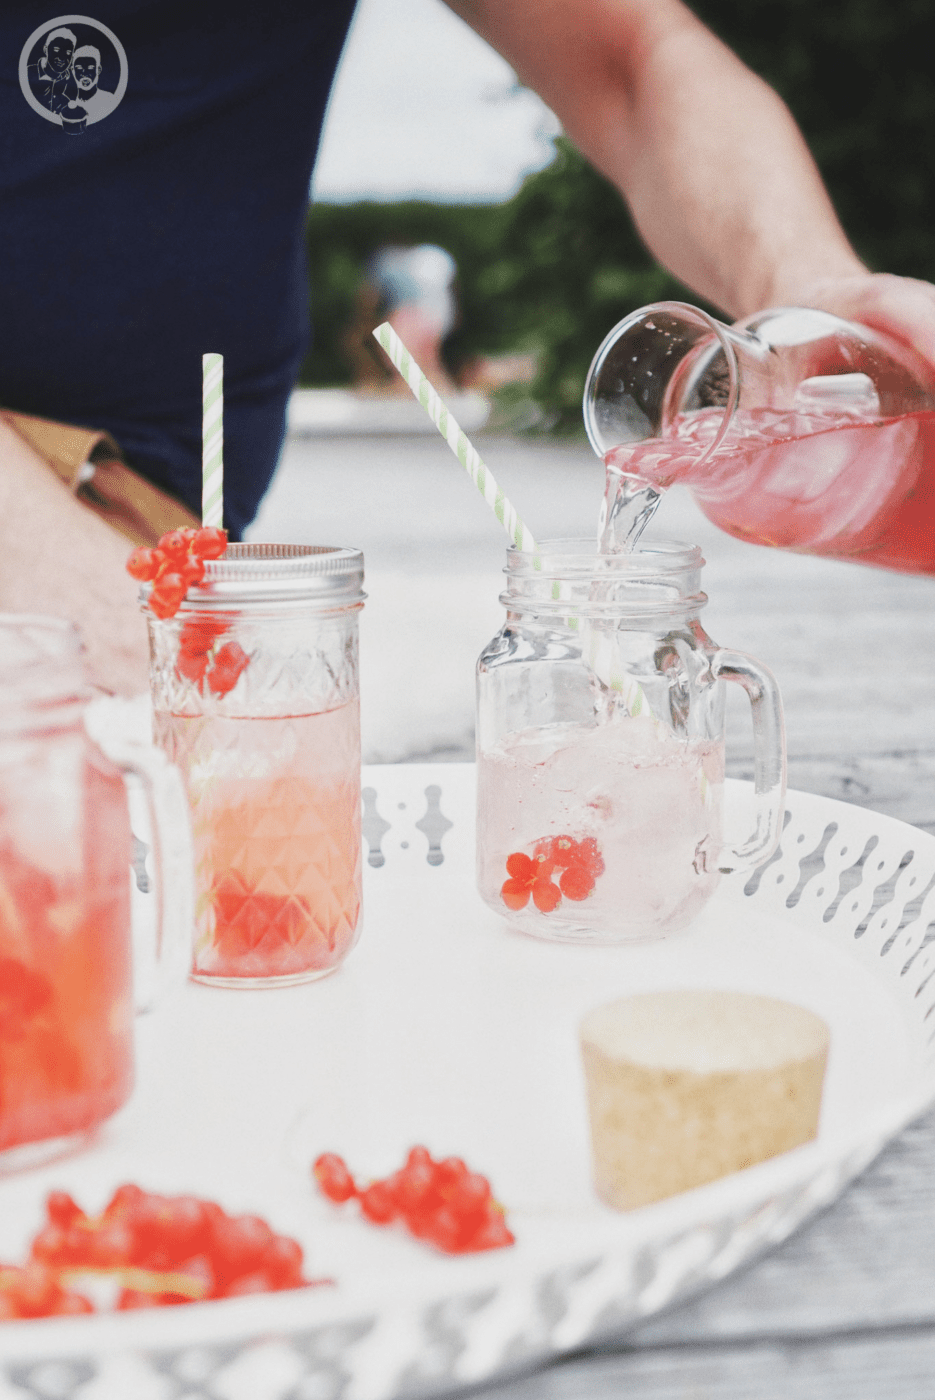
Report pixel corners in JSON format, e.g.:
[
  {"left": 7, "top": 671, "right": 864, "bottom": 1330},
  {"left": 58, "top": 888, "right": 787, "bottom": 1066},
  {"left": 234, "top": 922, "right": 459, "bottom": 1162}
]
[
  {"left": 45, "top": 1191, "right": 83, "bottom": 1229},
  {"left": 395, "top": 1162, "right": 438, "bottom": 1218},
  {"left": 157, "top": 529, "right": 191, "bottom": 559},
  {"left": 359, "top": 1182, "right": 396, "bottom": 1225},
  {"left": 262, "top": 1235, "right": 305, "bottom": 1288},
  {"left": 149, "top": 573, "right": 188, "bottom": 619},
  {"left": 469, "top": 1209, "right": 515, "bottom": 1251},
  {"left": 313, "top": 1153, "right": 358, "bottom": 1203},
  {"left": 535, "top": 834, "right": 577, "bottom": 868},
  {"left": 501, "top": 849, "right": 561, "bottom": 914},
  {"left": 434, "top": 1157, "right": 468, "bottom": 1189},
  {"left": 505, "top": 852, "right": 535, "bottom": 880},
  {"left": 126, "top": 547, "right": 162, "bottom": 581},
  {"left": 445, "top": 1171, "right": 491, "bottom": 1222},
  {"left": 532, "top": 879, "right": 562, "bottom": 913},
  {"left": 576, "top": 836, "right": 605, "bottom": 877},
  {"left": 104, "top": 1183, "right": 145, "bottom": 1218},
  {"left": 206, "top": 641, "right": 249, "bottom": 696},
  {"left": 500, "top": 878, "right": 531, "bottom": 910},
  {"left": 421, "top": 1206, "right": 466, "bottom": 1253},
  {"left": 208, "top": 1213, "right": 274, "bottom": 1287},
  {"left": 179, "top": 555, "right": 206, "bottom": 587},
  {"left": 559, "top": 864, "right": 595, "bottom": 900},
  {"left": 191, "top": 526, "right": 228, "bottom": 559},
  {"left": 176, "top": 648, "right": 210, "bottom": 685}
]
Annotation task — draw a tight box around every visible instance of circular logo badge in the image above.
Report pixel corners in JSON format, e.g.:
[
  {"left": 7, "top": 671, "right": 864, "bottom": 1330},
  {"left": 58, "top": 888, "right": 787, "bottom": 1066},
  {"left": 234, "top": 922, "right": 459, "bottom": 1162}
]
[{"left": 19, "top": 15, "right": 127, "bottom": 133}]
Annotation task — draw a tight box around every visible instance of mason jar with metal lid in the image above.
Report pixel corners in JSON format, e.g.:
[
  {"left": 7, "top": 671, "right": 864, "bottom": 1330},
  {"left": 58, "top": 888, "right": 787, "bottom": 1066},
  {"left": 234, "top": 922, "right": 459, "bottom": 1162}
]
[{"left": 144, "top": 544, "right": 366, "bottom": 988}]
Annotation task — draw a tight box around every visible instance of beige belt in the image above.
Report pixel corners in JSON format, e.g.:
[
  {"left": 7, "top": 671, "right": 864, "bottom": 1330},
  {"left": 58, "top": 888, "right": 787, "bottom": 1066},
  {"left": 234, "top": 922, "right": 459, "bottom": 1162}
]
[{"left": 3, "top": 409, "right": 200, "bottom": 546}]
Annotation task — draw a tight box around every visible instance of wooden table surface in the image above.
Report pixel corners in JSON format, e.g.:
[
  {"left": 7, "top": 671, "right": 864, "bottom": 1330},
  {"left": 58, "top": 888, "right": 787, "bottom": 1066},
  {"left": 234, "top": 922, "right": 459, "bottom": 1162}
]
[{"left": 252, "top": 426, "right": 935, "bottom": 1399}]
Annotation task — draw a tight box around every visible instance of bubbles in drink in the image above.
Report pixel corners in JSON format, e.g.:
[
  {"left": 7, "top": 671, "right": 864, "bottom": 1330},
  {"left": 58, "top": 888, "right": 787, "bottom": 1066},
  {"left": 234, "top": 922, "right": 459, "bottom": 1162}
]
[{"left": 477, "top": 718, "right": 724, "bottom": 942}]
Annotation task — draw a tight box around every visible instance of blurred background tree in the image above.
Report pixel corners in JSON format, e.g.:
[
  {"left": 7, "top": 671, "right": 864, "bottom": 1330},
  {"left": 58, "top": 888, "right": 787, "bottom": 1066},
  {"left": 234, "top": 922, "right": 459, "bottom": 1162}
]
[{"left": 303, "top": 0, "right": 935, "bottom": 430}]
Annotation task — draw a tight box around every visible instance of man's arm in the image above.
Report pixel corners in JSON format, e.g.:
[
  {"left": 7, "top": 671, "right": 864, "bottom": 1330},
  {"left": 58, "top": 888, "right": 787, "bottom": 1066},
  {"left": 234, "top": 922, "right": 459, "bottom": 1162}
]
[
  {"left": 446, "top": 0, "right": 935, "bottom": 361},
  {"left": 0, "top": 417, "right": 150, "bottom": 695}
]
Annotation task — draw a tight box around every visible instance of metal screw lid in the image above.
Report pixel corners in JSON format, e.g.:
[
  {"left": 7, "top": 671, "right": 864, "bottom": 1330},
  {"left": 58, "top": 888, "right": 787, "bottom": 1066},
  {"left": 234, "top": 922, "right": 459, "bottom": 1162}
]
[{"left": 148, "top": 544, "right": 366, "bottom": 608}]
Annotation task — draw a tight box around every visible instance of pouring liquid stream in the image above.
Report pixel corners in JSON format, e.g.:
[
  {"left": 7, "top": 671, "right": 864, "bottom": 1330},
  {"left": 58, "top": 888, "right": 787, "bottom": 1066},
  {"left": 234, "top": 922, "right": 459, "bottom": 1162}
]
[
  {"left": 598, "top": 405, "right": 935, "bottom": 570},
  {"left": 590, "top": 397, "right": 935, "bottom": 725},
  {"left": 586, "top": 441, "right": 666, "bottom": 724}
]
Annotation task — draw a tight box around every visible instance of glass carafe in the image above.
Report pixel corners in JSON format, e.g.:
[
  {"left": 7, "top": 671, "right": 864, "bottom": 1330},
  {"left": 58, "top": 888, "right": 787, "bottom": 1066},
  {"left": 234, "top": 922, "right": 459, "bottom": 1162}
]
[{"left": 585, "top": 302, "right": 935, "bottom": 570}]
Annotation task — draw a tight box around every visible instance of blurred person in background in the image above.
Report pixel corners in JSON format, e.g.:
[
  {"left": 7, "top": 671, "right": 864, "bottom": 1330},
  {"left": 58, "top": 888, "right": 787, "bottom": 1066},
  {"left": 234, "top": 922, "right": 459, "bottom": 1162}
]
[
  {"left": 344, "top": 245, "right": 458, "bottom": 393},
  {"left": 2, "top": 0, "right": 934, "bottom": 694}
]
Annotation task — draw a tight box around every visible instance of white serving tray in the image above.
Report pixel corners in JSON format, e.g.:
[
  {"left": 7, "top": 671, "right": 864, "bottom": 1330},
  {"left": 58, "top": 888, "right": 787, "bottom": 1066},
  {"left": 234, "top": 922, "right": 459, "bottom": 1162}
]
[{"left": 2, "top": 764, "right": 935, "bottom": 1400}]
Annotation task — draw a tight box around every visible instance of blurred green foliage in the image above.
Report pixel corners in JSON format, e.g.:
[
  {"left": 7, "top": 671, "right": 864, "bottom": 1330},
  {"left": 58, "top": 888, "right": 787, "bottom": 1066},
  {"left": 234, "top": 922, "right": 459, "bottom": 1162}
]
[{"left": 304, "top": 0, "right": 935, "bottom": 431}]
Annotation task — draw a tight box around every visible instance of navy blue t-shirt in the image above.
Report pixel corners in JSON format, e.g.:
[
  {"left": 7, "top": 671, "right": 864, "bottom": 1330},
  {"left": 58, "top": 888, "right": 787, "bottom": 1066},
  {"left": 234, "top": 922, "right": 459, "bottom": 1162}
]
[{"left": 0, "top": 3, "right": 357, "bottom": 536}]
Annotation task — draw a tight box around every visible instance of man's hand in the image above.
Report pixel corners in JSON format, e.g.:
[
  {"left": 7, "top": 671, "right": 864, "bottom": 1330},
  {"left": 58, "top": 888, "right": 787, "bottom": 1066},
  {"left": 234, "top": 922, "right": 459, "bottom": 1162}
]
[
  {"left": 0, "top": 417, "right": 150, "bottom": 695},
  {"left": 789, "top": 272, "right": 935, "bottom": 378}
]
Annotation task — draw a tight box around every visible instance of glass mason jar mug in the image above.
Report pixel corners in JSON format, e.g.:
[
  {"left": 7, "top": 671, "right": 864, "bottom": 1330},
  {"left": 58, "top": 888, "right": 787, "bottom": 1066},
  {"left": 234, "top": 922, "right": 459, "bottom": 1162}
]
[
  {"left": 0, "top": 616, "right": 190, "bottom": 1168},
  {"left": 145, "top": 544, "right": 365, "bottom": 988},
  {"left": 476, "top": 541, "right": 786, "bottom": 943}
]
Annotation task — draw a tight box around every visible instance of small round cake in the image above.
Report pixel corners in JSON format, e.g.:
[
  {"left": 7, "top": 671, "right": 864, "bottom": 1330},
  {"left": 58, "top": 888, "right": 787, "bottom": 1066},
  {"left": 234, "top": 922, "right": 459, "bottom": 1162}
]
[{"left": 580, "top": 990, "right": 830, "bottom": 1210}]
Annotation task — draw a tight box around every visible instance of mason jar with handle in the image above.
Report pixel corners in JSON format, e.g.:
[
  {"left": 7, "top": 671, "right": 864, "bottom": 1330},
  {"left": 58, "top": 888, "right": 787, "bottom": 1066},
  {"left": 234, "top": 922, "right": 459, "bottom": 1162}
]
[
  {"left": 476, "top": 540, "right": 785, "bottom": 944},
  {"left": 0, "top": 615, "right": 192, "bottom": 1169}
]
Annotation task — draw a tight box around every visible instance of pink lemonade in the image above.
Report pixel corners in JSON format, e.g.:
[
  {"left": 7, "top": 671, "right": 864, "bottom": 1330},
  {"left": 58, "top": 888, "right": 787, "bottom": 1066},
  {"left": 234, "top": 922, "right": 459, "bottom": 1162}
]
[
  {"left": 156, "top": 701, "right": 361, "bottom": 984},
  {"left": 477, "top": 717, "right": 725, "bottom": 942},
  {"left": 0, "top": 756, "right": 134, "bottom": 1157},
  {"left": 604, "top": 407, "right": 935, "bottom": 572}
]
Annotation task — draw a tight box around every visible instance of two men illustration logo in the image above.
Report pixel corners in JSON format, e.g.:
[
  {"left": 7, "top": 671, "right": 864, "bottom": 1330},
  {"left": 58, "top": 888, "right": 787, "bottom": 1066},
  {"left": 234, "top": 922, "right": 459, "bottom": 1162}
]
[{"left": 20, "top": 16, "right": 127, "bottom": 132}]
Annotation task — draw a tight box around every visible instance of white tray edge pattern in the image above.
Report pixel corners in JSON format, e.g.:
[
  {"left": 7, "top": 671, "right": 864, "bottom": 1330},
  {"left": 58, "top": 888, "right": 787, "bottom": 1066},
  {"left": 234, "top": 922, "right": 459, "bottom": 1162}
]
[{"left": 2, "top": 767, "right": 935, "bottom": 1400}]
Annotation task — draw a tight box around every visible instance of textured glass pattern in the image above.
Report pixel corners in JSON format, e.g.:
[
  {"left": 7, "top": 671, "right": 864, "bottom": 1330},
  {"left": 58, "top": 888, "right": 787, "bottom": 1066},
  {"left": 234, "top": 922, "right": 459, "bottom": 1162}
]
[
  {"left": 150, "top": 592, "right": 362, "bottom": 986},
  {"left": 149, "top": 610, "right": 359, "bottom": 719}
]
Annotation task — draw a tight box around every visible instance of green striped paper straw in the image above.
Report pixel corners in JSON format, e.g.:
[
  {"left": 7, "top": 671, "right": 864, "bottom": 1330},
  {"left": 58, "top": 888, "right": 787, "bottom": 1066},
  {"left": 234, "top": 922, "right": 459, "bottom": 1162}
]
[
  {"left": 202, "top": 352, "right": 224, "bottom": 528},
  {"left": 583, "top": 622, "right": 649, "bottom": 715},
  {"left": 373, "top": 322, "right": 650, "bottom": 716},
  {"left": 373, "top": 322, "right": 537, "bottom": 553}
]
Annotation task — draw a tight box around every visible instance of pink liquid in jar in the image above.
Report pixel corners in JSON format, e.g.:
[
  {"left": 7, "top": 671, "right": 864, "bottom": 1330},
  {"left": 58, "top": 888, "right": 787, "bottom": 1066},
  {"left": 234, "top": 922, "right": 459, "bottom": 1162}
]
[
  {"left": 156, "top": 702, "right": 361, "bottom": 985},
  {"left": 0, "top": 754, "right": 134, "bottom": 1156},
  {"left": 603, "top": 407, "right": 935, "bottom": 572}
]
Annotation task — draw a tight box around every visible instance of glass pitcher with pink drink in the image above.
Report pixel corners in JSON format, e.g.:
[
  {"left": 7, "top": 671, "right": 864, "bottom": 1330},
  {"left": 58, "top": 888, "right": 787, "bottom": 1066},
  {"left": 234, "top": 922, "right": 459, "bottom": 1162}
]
[
  {"left": 584, "top": 302, "right": 935, "bottom": 569},
  {"left": 145, "top": 544, "right": 365, "bottom": 988},
  {"left": 0, "top": 617, "right": 191, "bottom": 1169},
  {"left": 476, "top": 540, "right": 785, "bottom": 944}
]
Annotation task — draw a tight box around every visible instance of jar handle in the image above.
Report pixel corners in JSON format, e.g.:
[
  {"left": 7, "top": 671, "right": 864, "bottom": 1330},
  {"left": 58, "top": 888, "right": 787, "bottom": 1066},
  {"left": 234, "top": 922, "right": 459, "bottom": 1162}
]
[
  {"left": 709, "top": 648, "right": 786, "bottom": 874},
  {"left": 100, "top": 737, "right": 194, "bottom": 1011}
]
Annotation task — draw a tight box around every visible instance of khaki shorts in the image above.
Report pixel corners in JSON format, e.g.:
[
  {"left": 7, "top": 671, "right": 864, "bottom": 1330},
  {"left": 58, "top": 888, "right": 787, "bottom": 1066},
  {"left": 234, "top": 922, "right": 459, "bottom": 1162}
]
[{"left": 2, "top": 409, "right": 200, "bottom": 547}]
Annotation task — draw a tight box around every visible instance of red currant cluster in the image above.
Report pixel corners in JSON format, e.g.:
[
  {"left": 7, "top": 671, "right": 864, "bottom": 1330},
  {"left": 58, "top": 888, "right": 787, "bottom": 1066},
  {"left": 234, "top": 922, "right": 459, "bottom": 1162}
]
[
  {"left": 126, "top": 528, "right": 250, "bottom": 696},
  {"left": 176, "top": 617, "right": 249, "bottom": 697},
  {"left": 126, "top": 526, "right": 228, "bottom": 619},
  {"left": 1, "top": 1184, "right": 312, "bottom": 1319},
  {"left": 501, "top": 834, "right": 605, "bottom": 913},
  {"left": 313, "top": 1146, "right": 514, "bottom": 1255}
]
